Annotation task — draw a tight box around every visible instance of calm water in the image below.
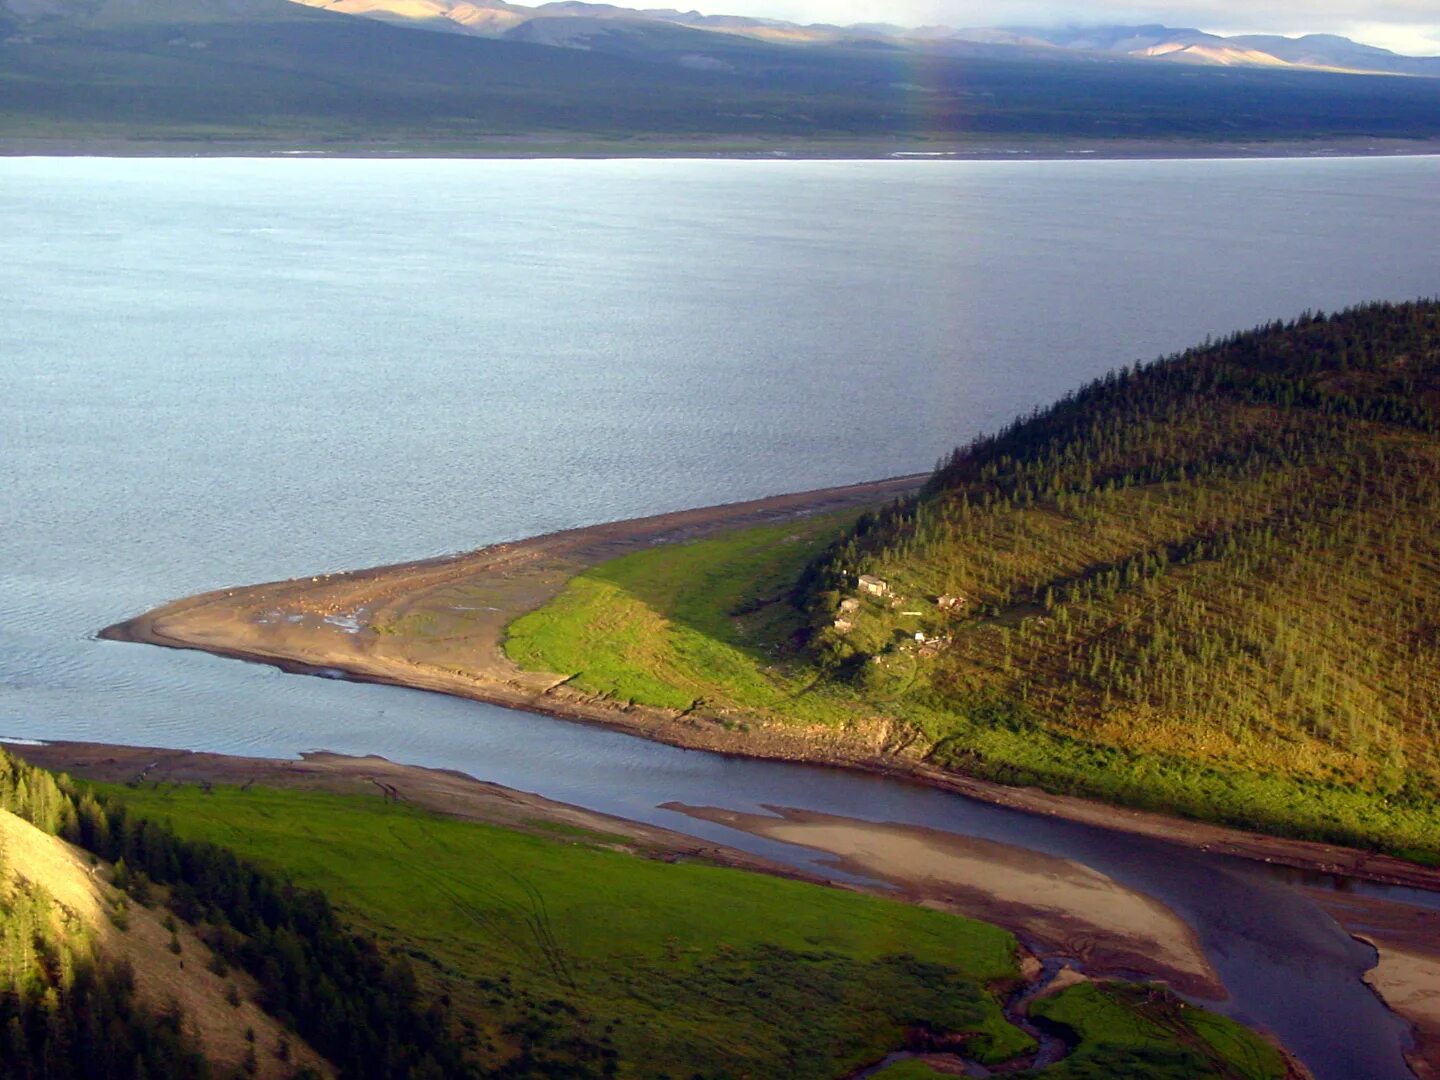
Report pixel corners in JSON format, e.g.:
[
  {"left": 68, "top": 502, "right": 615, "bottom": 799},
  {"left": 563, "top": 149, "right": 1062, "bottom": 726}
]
[{"left": 4, "top": 155, "right": 1440, "bottom": 1078}]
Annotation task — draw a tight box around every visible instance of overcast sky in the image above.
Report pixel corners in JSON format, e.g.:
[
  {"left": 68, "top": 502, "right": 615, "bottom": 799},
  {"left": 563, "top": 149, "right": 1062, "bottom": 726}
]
[{"left": 692, "top": 1, "right": 1440, "bottom": 55}]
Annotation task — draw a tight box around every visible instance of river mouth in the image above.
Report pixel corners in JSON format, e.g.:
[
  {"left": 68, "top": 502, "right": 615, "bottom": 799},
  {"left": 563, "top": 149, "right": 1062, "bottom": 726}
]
[
  {"left": 17, "top": 671, "right": 1437, "bottom": 1080},
  {"left": 10, "top": 155, "right": 1440, "bottom": 1080},
  {"left": 87, "top": 469, "right": 1440, "bottom": 1077}
]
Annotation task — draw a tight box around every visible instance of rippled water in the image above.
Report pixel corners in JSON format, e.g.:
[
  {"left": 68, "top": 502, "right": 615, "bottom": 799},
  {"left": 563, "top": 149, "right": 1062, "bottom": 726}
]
[{"left": 4, "top": 155, "right": 1440, "bottom": 1078}]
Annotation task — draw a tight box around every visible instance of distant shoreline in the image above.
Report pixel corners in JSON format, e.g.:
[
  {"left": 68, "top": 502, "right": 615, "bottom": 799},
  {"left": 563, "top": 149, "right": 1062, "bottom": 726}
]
[{"left": 6, "top": 135, "right": 1440, "bottom": 161}]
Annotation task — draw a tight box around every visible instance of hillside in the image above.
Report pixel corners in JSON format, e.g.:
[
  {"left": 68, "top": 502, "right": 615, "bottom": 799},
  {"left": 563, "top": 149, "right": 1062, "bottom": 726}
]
[
  {"left": 2, "top": 0, "right": 1440, "bottom": 147},
  {"left": 0, "top": 748, "right": 476, "bottom": 1078},
  {"left": 507, "top": 301, "right": 1440, "bottom": 859},
  {"left": 951, "top": 25, "right": 1440, "bottom": 76},
  {"left": 284, "top": 3, "right": 1440, "bottom": 79},
  {"left": 0, "top": 803, "right": 330, "bottom": 1077}
]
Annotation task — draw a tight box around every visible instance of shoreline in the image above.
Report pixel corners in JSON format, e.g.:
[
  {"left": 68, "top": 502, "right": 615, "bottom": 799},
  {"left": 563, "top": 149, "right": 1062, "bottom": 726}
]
[
  {"left": 12, "top": 739, "right": 1432, "bottom": 1076},
  {"left": 5, "top": 136, "right": 1440, "bottom": 162},
  {"left": 98, "top": 476, "right": 1440, "bottom": 896},
  {"left": 2, "top": 740, "right": 1218, "bottom": 994}
]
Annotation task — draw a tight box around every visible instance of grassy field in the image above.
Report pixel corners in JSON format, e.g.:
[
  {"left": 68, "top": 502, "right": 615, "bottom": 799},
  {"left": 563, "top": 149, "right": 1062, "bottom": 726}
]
[
  {"left": 505, "top": 514, "right": 861, "bottom": 722},
  {"left": 869, "top": 1062, "right": 952, "bottom": 1078},
  {"left": 505, "top": 304, "right": 1440, "bottom": 861},
  {"left": 94, "top": 781, "right": 1290, "bottom": 1078},
  {"left": 103, "top": 782, "right": 1034, "bottom": 1077},
  {"left": 1029, "top": 982, "right": 1288, "bottom": 1080}
]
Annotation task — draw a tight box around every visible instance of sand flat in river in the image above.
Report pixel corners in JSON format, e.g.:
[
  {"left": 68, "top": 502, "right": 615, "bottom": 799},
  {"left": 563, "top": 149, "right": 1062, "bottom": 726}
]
[
  {"left": 664, "top": 803, "right": 1225, "bottom": 998},
  {"left": 1313, "top": 891, "right": 1440, "bottom": 1079}
]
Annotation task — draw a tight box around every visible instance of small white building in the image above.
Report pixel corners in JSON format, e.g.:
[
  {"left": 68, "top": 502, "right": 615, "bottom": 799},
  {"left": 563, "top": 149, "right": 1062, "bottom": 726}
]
[{"left": 857, "top": 574, "right": 890, "bottom": 597}]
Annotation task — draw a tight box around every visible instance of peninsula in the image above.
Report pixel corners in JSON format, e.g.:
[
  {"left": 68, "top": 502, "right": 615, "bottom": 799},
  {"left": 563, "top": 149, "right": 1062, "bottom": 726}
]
[
  {"left": 89, "top": 300, "right": 1440, "bottom": 1076},
  {"left": 103, "top": 302, "right": 1440, "bottom": 876}
]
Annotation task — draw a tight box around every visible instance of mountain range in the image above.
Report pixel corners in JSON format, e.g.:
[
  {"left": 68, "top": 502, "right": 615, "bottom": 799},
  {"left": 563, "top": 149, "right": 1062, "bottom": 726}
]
[
  {"left": 2, "top": 0, "right": 1438, "bottom": 147},
  {"left": 285, "top": 1, "right": 1440, "bottom": 77}
]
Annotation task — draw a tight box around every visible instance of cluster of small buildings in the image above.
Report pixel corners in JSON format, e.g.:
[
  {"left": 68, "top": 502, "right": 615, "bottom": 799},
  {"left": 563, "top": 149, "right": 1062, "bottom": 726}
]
[{"left": 830, "top": 576, "right": 969, "bottom": 652}]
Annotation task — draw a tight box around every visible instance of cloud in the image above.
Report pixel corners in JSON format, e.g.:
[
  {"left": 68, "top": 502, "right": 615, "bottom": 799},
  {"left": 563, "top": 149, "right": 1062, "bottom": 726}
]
[
  {"left": 1332, "top": 22, "right": 1440, "bottom": 54},
  {"left": 699, "top": 0, "right": 1440, "bottom": 54}
]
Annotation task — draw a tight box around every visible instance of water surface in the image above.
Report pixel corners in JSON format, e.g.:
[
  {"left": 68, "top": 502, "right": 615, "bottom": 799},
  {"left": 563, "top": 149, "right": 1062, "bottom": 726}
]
[{"left": 4, "top": 156, "right": 1440, "bottom": 1078}]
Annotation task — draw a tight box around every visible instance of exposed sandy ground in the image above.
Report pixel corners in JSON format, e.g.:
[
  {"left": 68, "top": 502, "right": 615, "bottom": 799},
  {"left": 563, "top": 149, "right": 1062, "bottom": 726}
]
[
  {"left": 1311, "top": 891, "right": 1440, "bottom": 1080},
  {"left": 99, "top": 478, "right": 1440, "bottom": 895},
  {"left": 663, "top": 803, "right": 1224, "bottom": 998},
  {"left": 0, "top": 808, "right": 331, "bottom": 1079}
]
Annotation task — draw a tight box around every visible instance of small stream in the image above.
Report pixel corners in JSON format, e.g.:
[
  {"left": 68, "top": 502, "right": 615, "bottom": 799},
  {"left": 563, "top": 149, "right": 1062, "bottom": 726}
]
[{"left": 849, "top": 957, "right": 1074, "bottom": 1078}]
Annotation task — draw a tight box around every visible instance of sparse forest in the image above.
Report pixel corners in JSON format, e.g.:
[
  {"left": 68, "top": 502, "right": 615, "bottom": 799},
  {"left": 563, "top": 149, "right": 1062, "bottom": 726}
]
[
  {"left": 511, "top": 301, "right": 1440, "bottom": 860},
  {"left": 802, "top": 300, "right": 1440, "bottom": 856},
  {"left": 0, "top": 869, "right": 214, "bottom": 1080}
]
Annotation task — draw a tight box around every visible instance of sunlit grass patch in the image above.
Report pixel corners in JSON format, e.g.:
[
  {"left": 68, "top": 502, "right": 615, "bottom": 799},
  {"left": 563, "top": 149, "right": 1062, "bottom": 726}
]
[
  {"left": 1030, "top": 981, "right": 1286, "bottom": 1079},
  {"left": 105, "top": 781, "right": 1033, "bottom": 1077}
]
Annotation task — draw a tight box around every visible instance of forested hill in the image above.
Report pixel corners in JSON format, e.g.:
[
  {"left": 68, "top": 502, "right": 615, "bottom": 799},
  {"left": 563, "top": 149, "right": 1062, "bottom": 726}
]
[
  {"left": 802, "top": 300, "right": 1440, "bottom": 857},
  {"left": 0, "top": 748, "right": 464, "bottom": 1079}
]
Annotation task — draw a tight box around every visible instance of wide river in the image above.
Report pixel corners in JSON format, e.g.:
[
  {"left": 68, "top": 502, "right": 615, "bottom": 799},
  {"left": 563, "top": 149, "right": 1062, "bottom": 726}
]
[{"left": 4, "top": 155, "right": 1439, "bottom": 1078}]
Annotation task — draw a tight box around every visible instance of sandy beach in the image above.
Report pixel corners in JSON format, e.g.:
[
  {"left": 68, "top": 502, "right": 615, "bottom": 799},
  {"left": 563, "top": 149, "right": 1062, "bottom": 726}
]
[
  {"left": 665, "top": 803, "right": 1224, "bottom": 997},
  {"left": 1311, "top": 891, "right": 1440, "bottom": 1080}
]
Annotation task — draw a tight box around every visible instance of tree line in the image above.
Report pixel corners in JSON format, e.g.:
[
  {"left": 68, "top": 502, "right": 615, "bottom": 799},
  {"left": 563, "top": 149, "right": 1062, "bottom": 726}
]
[
  {"left": 1, "top": 748, "right": 475, "bottom": 1078},
  {"left": 791, "top": 300, "right": 1440, "bottom": 855}
]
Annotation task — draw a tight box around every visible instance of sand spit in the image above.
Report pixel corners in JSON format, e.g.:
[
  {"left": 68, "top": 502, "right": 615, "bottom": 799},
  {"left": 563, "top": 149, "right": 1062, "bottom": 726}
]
[
  {"left": 97, "top": 477, "right": 1440, "bottom": 896},
  {"left": 1312, "top": 891, "right": 1440, "bottom": 1079},
  {"left": 100, "top": 474, "right": 925, "bottom": 722}
]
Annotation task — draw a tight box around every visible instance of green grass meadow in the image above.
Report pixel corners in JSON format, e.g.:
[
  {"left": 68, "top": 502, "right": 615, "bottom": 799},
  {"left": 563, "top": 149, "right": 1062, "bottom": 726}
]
[
  {"left": 1030, "top": 982, "right": 1287, "bottom": 1080},
  {"left": 506, "top": 515, "right": 859, "bottom": 721},
  {"left": 104, "top": 782, "right": 1032, "bottom": 1077}
]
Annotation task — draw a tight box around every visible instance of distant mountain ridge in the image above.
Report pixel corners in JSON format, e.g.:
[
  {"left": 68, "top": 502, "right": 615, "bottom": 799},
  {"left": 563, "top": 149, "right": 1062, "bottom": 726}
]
[
  {"left": 963, "top": 24, "right": 1440, "bottom": 76},
  {"left": 3, "top": 0, "right": 1439, "bottom": 146},
  {"left": 280, "top": 0, "right": 1440, "bottom": 76}
]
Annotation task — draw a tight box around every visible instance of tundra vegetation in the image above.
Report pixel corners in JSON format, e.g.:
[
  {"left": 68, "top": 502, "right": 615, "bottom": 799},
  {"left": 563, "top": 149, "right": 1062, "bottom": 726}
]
[
  {"left": 2, "top": 750, "right": 1285, "bottom": 1077},
  {"left": 508, "top": 301, "right": 1440, "bottom": 862},
  {"left": 871, "top": 980, "right": 1290, "bottom": 1080},
  {"left": 1027, "top": 981, "right": 1287, "bottom": 1080}
]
